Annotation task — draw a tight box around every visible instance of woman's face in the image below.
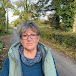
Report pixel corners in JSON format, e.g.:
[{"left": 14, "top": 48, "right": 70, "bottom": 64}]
[{"left": 20, "top": 29, "right": 40, "bottom": 51}]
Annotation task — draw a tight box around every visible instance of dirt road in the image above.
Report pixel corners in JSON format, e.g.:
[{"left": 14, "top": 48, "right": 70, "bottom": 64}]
[{"left": 10, "top": 29, "right": 76, "bottom": 76}]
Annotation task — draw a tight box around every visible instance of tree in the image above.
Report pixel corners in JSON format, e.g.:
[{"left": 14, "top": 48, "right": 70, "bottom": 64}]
[
  {"left": 13, "top": 0, "right": 34, "bottom": 21},
  {"left": 13, "top": 18, "right": 23, "bottom": 28},
  {"left": 34, "top": 0, "right": 61, "bottom": 27},
  {"left": 5, "top": 0, "right": 14, "bottom": 32},
  {"left": 61, "top": 1, "right": 76, "bottom": 31},
  {"left": 34, "top": 0, "right": 51, "bottom": 18},
  {"left": 0, "top": 0, "right": 14, "bottom": 33},
  {"left": 0, "top": 0, "right": 6, "bottom": 32},
  {"left": 48, "top": 13, "right": 60, "bottom": 29},
  {"left": 51, "top": 0, "right": 76, "bottom": 31},
  {"left": 73, "top": 0, "right": 76, "bottom": 32},
  {"left": 34, "top": 0, "right": 76, "bottom": 31}
]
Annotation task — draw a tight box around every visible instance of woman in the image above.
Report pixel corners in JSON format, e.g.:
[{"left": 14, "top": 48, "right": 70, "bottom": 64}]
[{"left": 1, "top": 21, "right": 58, "bottom": 76}]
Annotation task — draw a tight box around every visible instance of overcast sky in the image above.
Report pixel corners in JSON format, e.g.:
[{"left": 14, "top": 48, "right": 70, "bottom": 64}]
[{"left": 8, "top": 0, "right": 19, "bottom": 23}]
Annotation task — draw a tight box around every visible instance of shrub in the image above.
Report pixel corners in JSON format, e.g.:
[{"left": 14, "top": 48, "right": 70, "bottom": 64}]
[
  {"left": 40, "top": 27, "right": 76, "bottom": 50},
  {"left": 0, "top": 40, "right": 3, "bottom": 53}
]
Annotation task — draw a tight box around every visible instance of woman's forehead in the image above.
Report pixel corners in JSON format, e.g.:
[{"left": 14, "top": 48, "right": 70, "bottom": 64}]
[{"left": 22, "top": 29, "right": 37, "bottom": 34}]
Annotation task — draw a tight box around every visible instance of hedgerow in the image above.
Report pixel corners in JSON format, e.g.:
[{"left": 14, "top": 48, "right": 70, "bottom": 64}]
[{"left": 40, "top": 27, "right": 76, "bottom": 50}]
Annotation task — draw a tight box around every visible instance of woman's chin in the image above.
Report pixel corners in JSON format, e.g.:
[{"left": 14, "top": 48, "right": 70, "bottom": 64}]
[{"left": 24, "top": 47, "right": 35, "bottom": 52}]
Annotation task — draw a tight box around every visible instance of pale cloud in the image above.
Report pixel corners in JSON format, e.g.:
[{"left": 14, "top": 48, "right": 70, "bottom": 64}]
[{"left": 8, "top": 11, "right": 19, "bottom": 23}]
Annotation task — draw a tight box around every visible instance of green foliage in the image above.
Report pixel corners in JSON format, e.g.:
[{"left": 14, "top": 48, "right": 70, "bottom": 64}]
[
  {"left": 51, "top": 0, "right": 76, "bottom": 31},
  {"left": 34, "top": 0, "right": 51, "bottom": 16},
  {"left": 6, "top": 11, "right": 9, "bottom": 32},
  {"left": 0, "top": 0, "right": 13, "bottom": 33},
  {"left": 14, "top": 18, "right": 23, "bottom": 27},
  {"left": 61, "top": 2, "right": 76, "bottom": 31},
  {"left": 0, "top": 40, "right": 3, "bottom": 53},
  {"left": 0, "top": 25, "right": 6, "bottom": 33},
  {"left": 24, "top": 13, "right": 30, "bottom": 21},
  {"left": 50, "top": 32, "right": 76, "bottom": 49},
  {"left": 40, "top": 27, "right": 76, "bottom": 50},
  {"left": 34, "top": 0, "right": 76, "bottom": 31},
  {"left": 13, "top": 0, "right": 33, "bottom": 21},
  {"left": 48, "top": 13, "right": 60, "bottom": 29},
  {"left": 0, "top": 7, "right": 6, "bottom": 33}
]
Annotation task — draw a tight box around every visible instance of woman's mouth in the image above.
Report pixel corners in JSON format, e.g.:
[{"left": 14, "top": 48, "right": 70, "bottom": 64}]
[{"left": 27, "top": 43, "right": 33, "bottom": 45}]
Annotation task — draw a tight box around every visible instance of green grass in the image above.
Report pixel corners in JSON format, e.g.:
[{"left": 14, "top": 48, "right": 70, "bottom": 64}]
[
  {"left": 40, "top": 35, "right": 76, "bottom": 60},
  {"left": 39, "top": 24, "right": 76, "bottom": 60},
  {"left": 0, "top": 28, "right": 13, "bottom": 73},
  {"left": 33, "top": 20, "right": 76, "bottom": 60},
  {"left": 0, "top": 40, "right": 3, "bottom": 53},
  {"left": 0, "top": 27, "right": 13, "bottom": 36},
  {"left": 0, "top": 40, "right": 3, "bottom": 73}
]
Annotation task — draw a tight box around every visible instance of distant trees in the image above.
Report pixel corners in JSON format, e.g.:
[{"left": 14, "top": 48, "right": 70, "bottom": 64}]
[
  {"left": 49, "top": 0, "right": 76, "bottom": 31},
  {"left": 12, "top": 0, "right": 36, "bottom": 26},
  {"left": 34, "top": 0, "right": 51, "bottom": 19},
  {"left": 34, "top": 0, "right": 76, "bottom": 31},
  {"left": 48, "top": 13, "right": 60, "bottom": 29},
  {"left": 13, "top": 0, "right": 35, "bottom": 21},
  {"left": 0, "top": 0, "right": 14, "bottom": 33},
  {"left": 0, "top": 0, "right": 6, "bottom": 32},
  {"left": 0, "top": 0, "right": 75, "bottom": 32}
]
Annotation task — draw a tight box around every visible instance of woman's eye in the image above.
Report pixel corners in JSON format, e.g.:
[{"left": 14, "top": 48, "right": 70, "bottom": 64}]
[
  {"left": 23, "top": 35, "right": 27, "bottom": 37},
  {"left": 31, "top": 34, "right": 36, "bottom": 36}
]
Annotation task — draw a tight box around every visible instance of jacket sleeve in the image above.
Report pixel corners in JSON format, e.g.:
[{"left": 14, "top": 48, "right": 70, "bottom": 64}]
[
  {"left": 1, "top": 56, "right": 9, "bottom": 76},
  {"left": 52, "top": 56, "right": 59, "bottom": 76}
]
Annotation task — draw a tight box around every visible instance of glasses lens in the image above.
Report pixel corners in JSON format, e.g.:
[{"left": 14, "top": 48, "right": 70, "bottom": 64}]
[
  {"left": 22, "top": 35, "right": 27, "bottom": 39},
  {"left": 31, "top": 34, "right": 37, "bottom": 39},
  {"left": 22, "top": 34, "right": 37, "bottom": 39}
]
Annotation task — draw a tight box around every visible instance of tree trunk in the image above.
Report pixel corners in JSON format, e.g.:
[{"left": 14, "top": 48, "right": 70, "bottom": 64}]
[
  {"left": 6, "top": 9, "right": 9, "bottom": 32},
  {"left": 73, "top": 0, "right": 76, "bottom": 32},
  {"left": 73, "top": 15, "right": 76, "bottom": 32}
]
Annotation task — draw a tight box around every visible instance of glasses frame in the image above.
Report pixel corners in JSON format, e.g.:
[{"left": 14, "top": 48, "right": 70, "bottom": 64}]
[{"left": 21, "top": 34, "right": 39, "bottom": 40}]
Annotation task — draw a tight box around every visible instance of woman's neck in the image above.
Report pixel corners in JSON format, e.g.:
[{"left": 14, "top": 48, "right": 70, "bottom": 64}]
[{"left": 23, "top": 48, "right": 37, "bottom": 59}]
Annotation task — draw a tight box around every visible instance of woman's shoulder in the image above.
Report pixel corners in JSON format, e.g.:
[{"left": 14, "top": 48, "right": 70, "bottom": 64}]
[{"left": 8, "top": 41, "right": 21, "bottom": 53}]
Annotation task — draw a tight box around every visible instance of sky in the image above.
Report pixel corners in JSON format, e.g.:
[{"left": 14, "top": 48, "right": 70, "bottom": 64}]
[
  {"left": 8, "top": 11, "right": 19, "bottom": 23},
  {"left": 11, "top": 0, "right": 18, "bottom": 3},
  {"left": 8, "top": 0, "right": 19, "bottom": 23}
]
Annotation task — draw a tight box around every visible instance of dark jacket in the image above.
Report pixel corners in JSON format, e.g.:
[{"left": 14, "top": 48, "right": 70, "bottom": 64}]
[{"left": 1, "top": 42, "right": 58, "bottom": 76}]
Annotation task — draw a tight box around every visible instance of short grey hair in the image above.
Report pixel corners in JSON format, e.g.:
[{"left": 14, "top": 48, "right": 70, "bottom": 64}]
[{"left": 19, "top": 21, "right": 40, "bottom": 38}]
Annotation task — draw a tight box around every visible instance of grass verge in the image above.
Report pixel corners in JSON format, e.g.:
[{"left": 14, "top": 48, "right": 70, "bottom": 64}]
[
  {"left": 0, "top": 31, "right": 12, "bottom": 73},
  {"left": 0, "top": 40, "right": 3, "bottom": 53},
  {"left": 40, "top": 37, "right": 76, "bottom": 60}
]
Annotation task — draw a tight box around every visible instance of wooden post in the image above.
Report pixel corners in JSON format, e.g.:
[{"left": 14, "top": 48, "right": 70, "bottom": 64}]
[
  {"left": 73, "top": 15, "right": 76, "bottom": 32},
  {"left": 73, "top": 0, "right": 76, "bottom": 32}
]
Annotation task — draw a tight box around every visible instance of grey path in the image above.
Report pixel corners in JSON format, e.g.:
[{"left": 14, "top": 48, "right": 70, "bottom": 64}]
[
  {"left": 50, "top": 49, "right": 76, "bottom": 76},
  {"left": 10, "top": 29, "right": 76, "bottom": 76},
  {"left": 9, "top": 29, "right": 20, "bottom": 45}
]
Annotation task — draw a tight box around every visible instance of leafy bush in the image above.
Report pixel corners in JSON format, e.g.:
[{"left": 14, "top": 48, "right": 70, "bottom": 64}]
[
  {"left": 0, "top": 40, "right": 3, "bottom": 53},
  {"left": 40, "top": 27, "right": 76, "bottom": 50},
  {"left": 50, "top": 32, "right": 76, "bottom": 49},
  {"left": 0, "top": 25, "right": 6, "bottom": 33}
]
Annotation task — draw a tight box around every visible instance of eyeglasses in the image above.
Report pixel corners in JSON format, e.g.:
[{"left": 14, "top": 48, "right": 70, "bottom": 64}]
[{"left": 21, "top": 34, "right": 38, "bottom": 39}]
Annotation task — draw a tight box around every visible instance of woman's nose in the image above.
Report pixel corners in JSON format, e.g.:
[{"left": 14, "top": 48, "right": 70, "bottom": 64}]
[{"left": 27, "top": 36, "right": 32, "bottom": 41}]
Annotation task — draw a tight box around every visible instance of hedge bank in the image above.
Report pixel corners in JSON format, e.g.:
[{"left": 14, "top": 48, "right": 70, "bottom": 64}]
[
  {"left": 40, "top": 27, "right": 76, "bottom": 50},
  {"left": 0, "top": 40, "right": 3, "bottom": 53}
]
